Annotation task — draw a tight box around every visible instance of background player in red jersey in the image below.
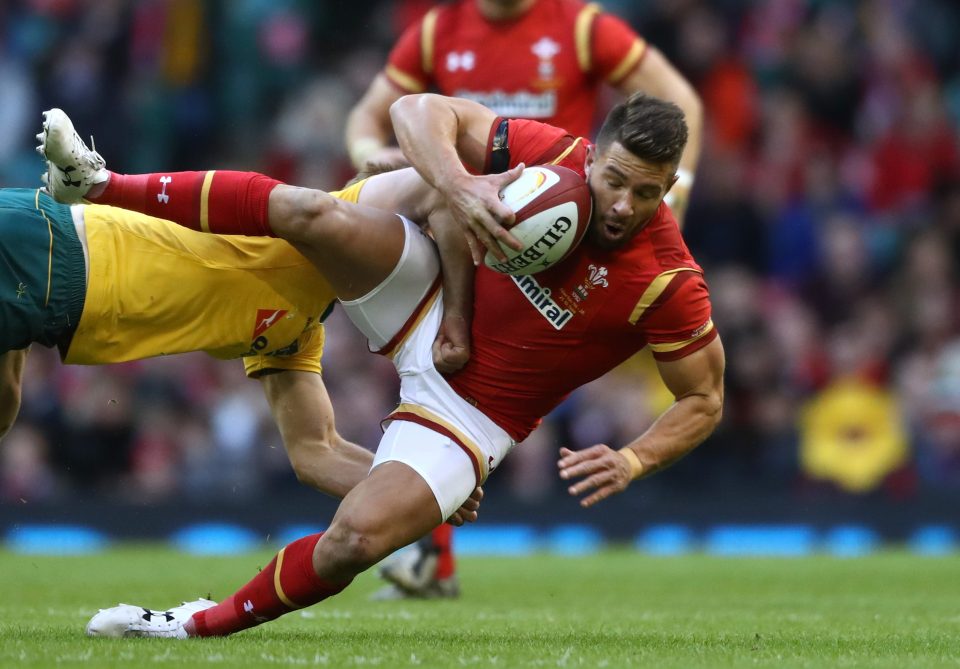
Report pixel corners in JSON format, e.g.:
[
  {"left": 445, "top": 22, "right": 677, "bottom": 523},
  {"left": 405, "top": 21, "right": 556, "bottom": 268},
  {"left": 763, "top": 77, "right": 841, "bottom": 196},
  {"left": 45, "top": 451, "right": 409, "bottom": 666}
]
[
  {"left": 347, "top": 0, "right": 701, "bottom": 223},
  {"left": 79, "top": 92, "right": 724, "bottom": 639},
  {"left": 348, "top": 0, "right": 704, "bottom": 597}
]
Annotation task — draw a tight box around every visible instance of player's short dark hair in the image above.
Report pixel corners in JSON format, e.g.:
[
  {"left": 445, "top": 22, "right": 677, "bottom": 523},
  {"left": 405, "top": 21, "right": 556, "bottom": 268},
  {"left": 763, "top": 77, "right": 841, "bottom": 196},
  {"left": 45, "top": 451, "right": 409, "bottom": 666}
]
[{"left": 595, "top": 93, "right": 688, "bottom": 167}]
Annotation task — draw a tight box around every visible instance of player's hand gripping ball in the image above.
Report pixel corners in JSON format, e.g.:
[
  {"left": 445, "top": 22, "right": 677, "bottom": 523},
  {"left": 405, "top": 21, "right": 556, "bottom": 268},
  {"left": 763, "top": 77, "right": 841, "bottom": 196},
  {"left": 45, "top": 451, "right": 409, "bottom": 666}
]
[{"left": 484, "top": 165, "right": 592, "bottom": 276}]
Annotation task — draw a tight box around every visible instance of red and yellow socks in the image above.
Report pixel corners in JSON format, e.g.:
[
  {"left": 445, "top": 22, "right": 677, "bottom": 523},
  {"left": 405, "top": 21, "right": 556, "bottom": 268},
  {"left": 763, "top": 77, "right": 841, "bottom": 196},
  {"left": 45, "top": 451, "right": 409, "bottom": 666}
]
[
  {"left": 188, "top": 533, "right": 351, "bottom": 637},
  {"left": 91, "top": 170, "right": 281, "bottom": 237}
]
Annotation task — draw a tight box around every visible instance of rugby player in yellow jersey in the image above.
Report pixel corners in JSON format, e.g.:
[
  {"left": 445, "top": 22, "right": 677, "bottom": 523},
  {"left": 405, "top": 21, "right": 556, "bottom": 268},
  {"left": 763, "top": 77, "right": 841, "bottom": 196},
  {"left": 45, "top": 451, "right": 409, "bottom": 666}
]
[
  {"left": 0, "top": 186, "right": 375, "bottom": 498},
  {"left": 0, "top": 115, "right": 480, "bottom": 527}
]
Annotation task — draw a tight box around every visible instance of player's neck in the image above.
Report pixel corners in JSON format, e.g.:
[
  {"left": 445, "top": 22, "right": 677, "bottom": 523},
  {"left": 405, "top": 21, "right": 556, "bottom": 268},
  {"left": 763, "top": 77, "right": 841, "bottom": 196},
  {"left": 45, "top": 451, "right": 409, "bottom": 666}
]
[{"left": 476, "top": 0, "right": 537, "bottom": 21}]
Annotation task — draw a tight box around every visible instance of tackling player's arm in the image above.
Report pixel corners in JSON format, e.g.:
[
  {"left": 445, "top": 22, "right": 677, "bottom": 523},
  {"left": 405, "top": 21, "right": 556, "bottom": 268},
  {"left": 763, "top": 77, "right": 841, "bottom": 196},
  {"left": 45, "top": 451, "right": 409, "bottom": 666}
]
[
  {"left": 258, "top": 370, "right": 373, "bottom": 499},
  {"left": 390, "top": 94, "right": 525, "bottom": 261},
  {"left": 345, "top": 74, "right": 410, "bottom": 170},
  {"left": 0, "top": 349, "right": 27, "bottom": 440},
  {"left": 617, "top": 48, "right": 702, "bottom": 226},
  {"left": 558, "top": 336, "right": 725, "bottom": 507},
  {"left": 345, "top": 12, "right": 428, "bottom": 171},
  {"left": 257, "top": 368, "right": 482, "bottom": 524},
  {"left": 426, "top": 206, "right": 475, "bottom": 374}
]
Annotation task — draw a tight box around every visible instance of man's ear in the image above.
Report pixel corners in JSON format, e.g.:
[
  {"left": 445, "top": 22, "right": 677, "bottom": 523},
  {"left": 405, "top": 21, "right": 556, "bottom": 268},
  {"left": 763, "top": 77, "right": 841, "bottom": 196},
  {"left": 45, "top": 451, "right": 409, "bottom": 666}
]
[
  {"left": 664, "top": 172, "right": 679, "bottom": 196},
  {"left": 584, "top": 145, "right": 596, "bottom": 177}
]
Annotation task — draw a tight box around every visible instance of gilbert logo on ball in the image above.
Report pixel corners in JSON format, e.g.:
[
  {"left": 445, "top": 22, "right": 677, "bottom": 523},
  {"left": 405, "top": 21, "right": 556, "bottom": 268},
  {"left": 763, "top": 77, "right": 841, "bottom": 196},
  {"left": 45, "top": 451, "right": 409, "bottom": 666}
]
[{"left": 485, "top": 165, "right": 592, "bottom": 276}]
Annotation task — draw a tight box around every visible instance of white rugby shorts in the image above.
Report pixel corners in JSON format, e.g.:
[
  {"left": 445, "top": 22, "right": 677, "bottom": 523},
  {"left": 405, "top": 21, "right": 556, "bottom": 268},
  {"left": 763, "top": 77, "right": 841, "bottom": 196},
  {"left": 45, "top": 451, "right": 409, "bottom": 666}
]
[{"left": 340, "top": 217, "right": 516, "bottom": 521}]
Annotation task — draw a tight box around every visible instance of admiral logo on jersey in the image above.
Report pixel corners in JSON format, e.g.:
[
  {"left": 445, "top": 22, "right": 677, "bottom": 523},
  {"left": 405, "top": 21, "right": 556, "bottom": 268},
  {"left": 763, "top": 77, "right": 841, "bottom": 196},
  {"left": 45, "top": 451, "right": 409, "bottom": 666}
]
[{"left": 511, "top": 274, "right": 573, "bottom": 330}]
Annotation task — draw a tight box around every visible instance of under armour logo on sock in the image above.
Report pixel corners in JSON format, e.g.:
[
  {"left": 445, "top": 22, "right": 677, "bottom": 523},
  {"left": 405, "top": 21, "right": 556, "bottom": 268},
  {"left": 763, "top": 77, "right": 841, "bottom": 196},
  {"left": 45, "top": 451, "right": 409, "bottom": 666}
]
[
  {"left": 157, "top": 176, "right": 172, "bottom": 204},
  {"left": 243, "top": 600, "right": 255, "bottom": 614}
]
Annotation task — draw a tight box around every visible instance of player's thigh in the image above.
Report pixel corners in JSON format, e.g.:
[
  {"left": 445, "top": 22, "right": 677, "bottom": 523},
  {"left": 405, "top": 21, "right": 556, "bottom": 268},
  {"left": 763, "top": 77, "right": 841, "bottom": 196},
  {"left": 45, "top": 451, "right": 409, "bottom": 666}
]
[
  {"left": 373, "top": 420, "right": 477, "bottom": 523},
  {"left": 339, "top": 217, "right": 440, "bottom": 350},
  {"left": 276, "top": 186, "right": 409, "bottom": 300}
]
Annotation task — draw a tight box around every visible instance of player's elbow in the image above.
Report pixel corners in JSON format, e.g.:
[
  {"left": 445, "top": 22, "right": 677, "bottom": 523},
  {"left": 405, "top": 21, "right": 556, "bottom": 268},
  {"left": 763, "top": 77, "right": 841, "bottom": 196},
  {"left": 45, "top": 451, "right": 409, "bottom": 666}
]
[
  {"left": 700, "top": 387, "right": 724, "bottom": 433},
  {"left": 389, "top": 95, "right": 419, "bottom": 126},
  {"left": 286, "top": 437, "right": 337, "bottom": 490}
]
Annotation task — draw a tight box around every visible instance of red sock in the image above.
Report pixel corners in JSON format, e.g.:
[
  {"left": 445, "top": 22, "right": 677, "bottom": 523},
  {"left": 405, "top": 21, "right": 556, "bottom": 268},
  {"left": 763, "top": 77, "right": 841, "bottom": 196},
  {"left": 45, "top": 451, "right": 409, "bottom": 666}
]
[
  {"left": 431, "top": 525, "right": 455, "bottom": 579},
  {"left": 91, "top": 170, "right": 281, "bottom": 236},
  {"left": 189, "top": 533, "right": 351, "bottom": 637}
]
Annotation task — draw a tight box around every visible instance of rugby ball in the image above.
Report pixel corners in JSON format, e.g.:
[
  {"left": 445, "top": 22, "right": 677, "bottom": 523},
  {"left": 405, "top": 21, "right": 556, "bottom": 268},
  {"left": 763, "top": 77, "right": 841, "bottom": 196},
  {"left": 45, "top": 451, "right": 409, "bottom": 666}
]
[{"left": 484, "top": 165, "right": 592, "bottom": 276}]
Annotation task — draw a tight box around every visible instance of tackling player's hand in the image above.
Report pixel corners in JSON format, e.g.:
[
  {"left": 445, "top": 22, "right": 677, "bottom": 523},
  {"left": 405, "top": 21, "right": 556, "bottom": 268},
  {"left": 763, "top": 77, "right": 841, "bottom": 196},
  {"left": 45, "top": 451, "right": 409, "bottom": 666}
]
[
  {"left": 446, "top": 486, "right": 483, "bottom": 526},
  {"left": 445, "top": 165, "right": 525, "bottom": 263},
  {"left": 557, "top": 445, "right": 632, "bottom": 508},
  {"left": 432, "top": 313, "right": 471, "bottom": 374}
]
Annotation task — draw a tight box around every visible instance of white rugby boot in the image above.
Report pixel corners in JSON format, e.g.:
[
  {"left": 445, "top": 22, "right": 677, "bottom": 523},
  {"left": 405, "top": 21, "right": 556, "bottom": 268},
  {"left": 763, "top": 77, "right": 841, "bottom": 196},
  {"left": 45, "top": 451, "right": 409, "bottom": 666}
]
[
  {"left": 36, "top": 108, "right": 108, "bottom": 204},
  {"left": 85, "top": 598, "right": 216, "bottom": 638}
]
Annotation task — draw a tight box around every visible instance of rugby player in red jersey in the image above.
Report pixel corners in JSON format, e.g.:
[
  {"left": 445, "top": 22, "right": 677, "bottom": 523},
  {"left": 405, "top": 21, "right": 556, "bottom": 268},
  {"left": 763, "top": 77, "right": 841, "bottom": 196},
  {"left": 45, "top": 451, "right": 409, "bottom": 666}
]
[
  {"left": 347, "top": 0, "right": 704, "bottom": 596},
  {"left": 347, "top": 0, "right": 701, "bottom": 221},
  {"left": 62, "top": 92, "right": 723, "bottom": 638}
]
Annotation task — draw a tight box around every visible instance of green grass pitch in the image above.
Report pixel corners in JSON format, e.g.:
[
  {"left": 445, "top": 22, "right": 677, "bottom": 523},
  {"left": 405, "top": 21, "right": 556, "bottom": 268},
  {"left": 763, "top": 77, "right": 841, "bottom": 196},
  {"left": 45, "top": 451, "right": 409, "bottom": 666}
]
[{"left": 0, "top": 546, "right": 957, "bottom": 668}]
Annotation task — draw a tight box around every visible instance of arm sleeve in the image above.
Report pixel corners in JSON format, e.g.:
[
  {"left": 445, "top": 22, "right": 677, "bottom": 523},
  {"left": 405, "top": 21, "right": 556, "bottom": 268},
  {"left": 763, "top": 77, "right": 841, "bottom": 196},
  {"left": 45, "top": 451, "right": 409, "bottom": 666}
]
[
  {"left": 641, "top": 273, "right": 718, "bottom": 362},
  {"left": 385, "top": 16, "right": 431, "bottom": 93},
  {"left": 243, "top": 323, "right": 326, "bottom": 377},
  {"left": 590, "top": 11, "right": 647, "bottom": 84}
]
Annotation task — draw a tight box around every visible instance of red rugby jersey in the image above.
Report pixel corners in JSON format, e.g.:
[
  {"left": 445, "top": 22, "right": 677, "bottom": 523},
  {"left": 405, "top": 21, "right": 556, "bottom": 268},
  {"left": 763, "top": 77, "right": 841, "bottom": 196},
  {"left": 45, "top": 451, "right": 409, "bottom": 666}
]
[
  {"left": 447, "top": 118, "right": 718, "bottom": 441},
  {"left": 385, "top": 0, "right": 646, "bottom": 138}
]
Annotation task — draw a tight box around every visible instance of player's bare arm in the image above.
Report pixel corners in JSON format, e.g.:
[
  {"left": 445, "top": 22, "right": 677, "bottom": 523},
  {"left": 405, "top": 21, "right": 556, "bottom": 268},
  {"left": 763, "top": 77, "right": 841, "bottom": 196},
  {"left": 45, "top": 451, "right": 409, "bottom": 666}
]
[
  {"left": 259, "top": 368, "right": 481, "bottom": 523},
  {"left": 258, "top": 370, "right": 373, "bottom": 499},
  {"left": 620, "top": 46, "right": 703, "bottom": 226},
  {"left": 558, "top": 336, "right": 725, "bottom": 507},
  {"left": 345, "top": 74, "right": 409, "bottom": 170},
  {"left": 426, "top": 206, "right": 476, "bottom": 373},
  {"left": 390, "top": 94, "right": 526, "bottom": 261},
  {"left": 0, "top": 349, "right": 28, "bottom": 440},
  {"left": 353, "top": 166, "right": 443, "bottom": 222}
]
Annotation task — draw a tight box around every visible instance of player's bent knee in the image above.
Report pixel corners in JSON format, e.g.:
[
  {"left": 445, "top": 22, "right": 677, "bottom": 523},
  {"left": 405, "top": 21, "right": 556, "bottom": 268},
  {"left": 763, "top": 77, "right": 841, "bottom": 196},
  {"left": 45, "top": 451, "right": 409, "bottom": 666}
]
[
  {"left": 276, "top": 188, "right": 343, "bottom": 244},
  {"left": 323, "top": 514, "right": 395, "bottom": 570}
]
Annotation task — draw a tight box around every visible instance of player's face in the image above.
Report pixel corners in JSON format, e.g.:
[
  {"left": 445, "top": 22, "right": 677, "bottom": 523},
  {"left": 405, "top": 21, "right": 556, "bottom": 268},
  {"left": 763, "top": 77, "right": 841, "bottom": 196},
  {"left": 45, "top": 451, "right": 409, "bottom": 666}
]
[{"left": 584, "top": 142, "right": 677, "bottom": 250}]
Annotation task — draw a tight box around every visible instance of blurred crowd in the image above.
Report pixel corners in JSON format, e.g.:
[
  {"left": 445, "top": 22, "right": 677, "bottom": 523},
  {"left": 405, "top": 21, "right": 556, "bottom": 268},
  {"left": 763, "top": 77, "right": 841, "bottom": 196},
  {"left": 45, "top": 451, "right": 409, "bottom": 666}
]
[{"left": 1, "top": 0, "right": 958, "bottom": 505}]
